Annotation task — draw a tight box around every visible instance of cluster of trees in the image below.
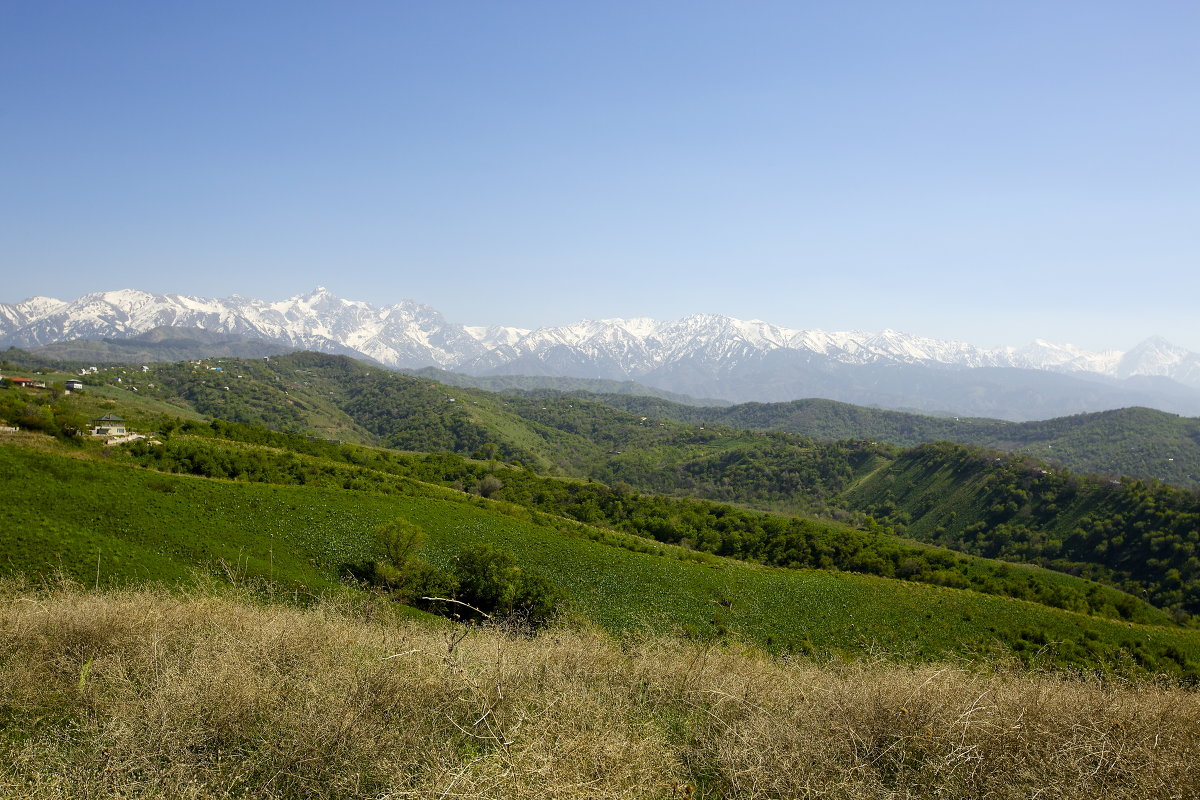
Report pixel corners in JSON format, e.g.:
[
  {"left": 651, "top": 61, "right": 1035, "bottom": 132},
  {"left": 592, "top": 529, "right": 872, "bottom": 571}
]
[
  {"left": 125, "top": 361, "right": 315, "bottom": 434},
  {"left": 123, "top": 436, "right": 370, "bottom": 487},
  {"left": 339, "top": 376, "right": 512, "bottom": 457},
  {"left": 595, "top": 435, "right": 869, "bottom": 512},
  {"left": 358, "top": 519, "right": 563, "bottom": 626}
]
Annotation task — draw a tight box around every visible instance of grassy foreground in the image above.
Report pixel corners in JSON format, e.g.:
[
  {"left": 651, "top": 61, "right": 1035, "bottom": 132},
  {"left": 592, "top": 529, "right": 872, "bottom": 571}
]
[{"left": 1, "top": 581, "right": 1198, "bottom": 800}]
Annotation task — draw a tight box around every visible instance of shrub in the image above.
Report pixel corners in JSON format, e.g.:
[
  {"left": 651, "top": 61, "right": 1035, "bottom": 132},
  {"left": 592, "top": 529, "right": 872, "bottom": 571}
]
[
  {"left": 364, "top": 519, "right": 457, "bottom": 603},
  {"left": 453, "top": 544, "right": 564, "bottom": 626}
]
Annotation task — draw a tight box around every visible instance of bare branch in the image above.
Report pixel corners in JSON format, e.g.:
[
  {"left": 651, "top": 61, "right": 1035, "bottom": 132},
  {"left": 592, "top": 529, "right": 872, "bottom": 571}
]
[{"left": 421, "top": 596, "right": 493, "bottom": 619}]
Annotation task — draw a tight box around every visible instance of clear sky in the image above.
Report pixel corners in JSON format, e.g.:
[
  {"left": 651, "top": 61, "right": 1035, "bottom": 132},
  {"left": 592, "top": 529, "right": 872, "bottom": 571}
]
[{"left": 2, "top": 1, "right": 1198, "bottom": 351}]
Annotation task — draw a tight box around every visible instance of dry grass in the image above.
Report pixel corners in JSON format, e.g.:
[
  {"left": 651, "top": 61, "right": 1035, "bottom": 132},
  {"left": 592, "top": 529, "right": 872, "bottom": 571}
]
[{"left": 1, "top": 579, "right": 1197, "bottom": 799}]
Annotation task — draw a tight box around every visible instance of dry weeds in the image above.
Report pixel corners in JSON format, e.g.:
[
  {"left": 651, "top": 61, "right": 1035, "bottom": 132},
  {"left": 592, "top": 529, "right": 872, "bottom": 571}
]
[{"left": 0, "top": 579, "right": 1197, "bottom": 799}]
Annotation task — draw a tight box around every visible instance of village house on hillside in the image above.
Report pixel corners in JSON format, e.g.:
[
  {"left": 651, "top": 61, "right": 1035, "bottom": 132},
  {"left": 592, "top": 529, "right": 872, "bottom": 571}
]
[{"left": 90, "top": 414, "right": 127, "bottom": 437}]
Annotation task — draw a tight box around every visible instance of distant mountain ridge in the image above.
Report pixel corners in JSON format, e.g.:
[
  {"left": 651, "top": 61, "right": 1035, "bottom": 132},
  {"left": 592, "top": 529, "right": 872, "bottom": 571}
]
[
  {"left": 4, "top": 287, "right": 1200, "bottom": 419},
  {"left": 23, "top": 326, "right": 299, "bottom": 363}
]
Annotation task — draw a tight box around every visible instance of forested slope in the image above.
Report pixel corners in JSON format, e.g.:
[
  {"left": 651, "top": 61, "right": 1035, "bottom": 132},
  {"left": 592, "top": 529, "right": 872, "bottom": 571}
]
[{"left": 842, "top": 442, "right": 1200, "bottom": 617}]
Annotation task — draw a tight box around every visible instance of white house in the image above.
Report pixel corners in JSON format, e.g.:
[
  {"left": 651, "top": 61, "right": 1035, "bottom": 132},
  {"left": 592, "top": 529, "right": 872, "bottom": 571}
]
[{"left": 90, "top": 415, "right": 127, "bottom": 436}]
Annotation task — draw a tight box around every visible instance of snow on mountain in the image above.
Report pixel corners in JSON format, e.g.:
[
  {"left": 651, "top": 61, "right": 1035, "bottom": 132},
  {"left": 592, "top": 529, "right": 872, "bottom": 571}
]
[
  {"left": 0, "top": 288, "right": 489, "bottom": 368},
  {"left": 1007, "top": 339, "right": 1124, "bottom": 375},
  {"left": 2, "top": 288, "right": 1198, "bottom": 392},
  {"left": 1115, "top": 337, "right": 1200, "bottom": 389},
  {"left": 465, "top": 314, "right": 810, "bottom": 378},
  {"left": 1117, "top": 336, "right": 1191, "bottom": 378},
  {"left": 463, "top": 325, "right": 531, "bottom": 350},
  {"left": 0, "top": 296, "right": 68, "bottom": 330}
]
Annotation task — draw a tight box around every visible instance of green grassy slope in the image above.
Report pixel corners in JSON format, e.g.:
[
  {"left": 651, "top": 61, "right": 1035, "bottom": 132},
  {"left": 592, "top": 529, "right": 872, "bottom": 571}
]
[
  {"left": 107, "top": 419, "right": 1176, "bottom": 626},
  {"left": 2, "top": 439, "right": 1199, "bottom": 678}
]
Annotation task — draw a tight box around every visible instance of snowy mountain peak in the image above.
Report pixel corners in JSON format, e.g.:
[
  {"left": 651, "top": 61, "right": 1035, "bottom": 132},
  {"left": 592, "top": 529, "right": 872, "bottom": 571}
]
[
  {"left": 16, "top": 295, "right": 68, "bottom": 313},
  {"left": 0, "top": 296, "right": 67, "bottom": 328},
  {"left": 1117, "top": 336, "right": 1194, "bottom": 379}
]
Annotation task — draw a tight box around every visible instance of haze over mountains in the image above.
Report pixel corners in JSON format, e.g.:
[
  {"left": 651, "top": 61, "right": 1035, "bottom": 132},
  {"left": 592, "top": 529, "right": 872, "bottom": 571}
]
[{"left": 4, "top": 287, "right": 1200, "bottom": 420}]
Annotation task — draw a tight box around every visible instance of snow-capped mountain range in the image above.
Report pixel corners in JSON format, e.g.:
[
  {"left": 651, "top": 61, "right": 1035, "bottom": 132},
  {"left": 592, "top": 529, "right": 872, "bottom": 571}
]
[{"left": 4, "top": 287, "right": 1199, "bottom": 418}]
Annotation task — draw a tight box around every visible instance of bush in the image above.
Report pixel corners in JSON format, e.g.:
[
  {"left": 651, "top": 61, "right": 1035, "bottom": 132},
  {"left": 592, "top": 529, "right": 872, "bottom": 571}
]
[
  {"left": 452, "top": 544, "right": 564, "bottom": 626},
  {"left": 364, "top": 519, "right": 457, "bottom": 603},
  {"left": 360, "top": 524, "right": 562, "bottom": 624}
]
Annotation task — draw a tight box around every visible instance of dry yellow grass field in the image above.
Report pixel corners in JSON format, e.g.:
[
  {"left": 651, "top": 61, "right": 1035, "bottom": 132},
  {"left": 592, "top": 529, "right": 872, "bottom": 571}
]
[{"left": 1, "top": 580, "right": 1197, "bottom": 799}]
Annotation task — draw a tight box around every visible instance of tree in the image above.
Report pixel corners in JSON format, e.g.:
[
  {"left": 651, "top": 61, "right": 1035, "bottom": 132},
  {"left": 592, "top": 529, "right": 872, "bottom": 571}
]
[
  {"left": 53, "top": 406, "right": 89, "bottom": 438},
  {"left": 454, "top": 544, "right": 520, "bottom": 613},
  {"left": 473, "top": 442, "right": 501, "bottom": 460},
  {"left": 378, "top": 519, "right": 426, "bottom": 568}
]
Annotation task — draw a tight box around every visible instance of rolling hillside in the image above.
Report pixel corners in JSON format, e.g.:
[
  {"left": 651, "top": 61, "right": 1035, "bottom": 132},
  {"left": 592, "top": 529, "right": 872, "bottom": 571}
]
[
  {"left": 538, "top": 392, "right": 1200, "bottom": 488},
  {"left": 4, "top": 351, "right": 1198, "bottom": 623},
  {"left": 11, "top": 349, "right": 1199, "bottom": 485},
  {"left": 841, "top": 442, "right": 1200, "bottom": 617}
]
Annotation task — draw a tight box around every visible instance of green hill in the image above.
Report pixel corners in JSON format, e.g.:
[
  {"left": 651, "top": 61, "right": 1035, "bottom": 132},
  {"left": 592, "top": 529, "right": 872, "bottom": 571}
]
[
  {"left": 100, "top": 420, "right": 1172, "bottom": 624},
  {"left": 10, "top": 348, "right": 1199, "bottom": 487},
  {"left": 840, "top": 442, "right": 1200, "bottom": 618},
  {"left": 556, "top": 393, "right": 1200, "bottom": 488}
]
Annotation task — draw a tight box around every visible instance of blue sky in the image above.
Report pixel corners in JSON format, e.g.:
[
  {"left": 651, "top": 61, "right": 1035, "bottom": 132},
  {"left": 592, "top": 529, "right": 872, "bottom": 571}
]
[{"left": 3, "top": 1, "right": 1198, "bottom": 351}]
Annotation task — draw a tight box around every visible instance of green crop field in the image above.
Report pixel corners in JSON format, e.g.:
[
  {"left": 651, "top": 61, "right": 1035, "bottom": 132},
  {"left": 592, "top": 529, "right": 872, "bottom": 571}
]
[{"left": 3, "top": 440, "right": 1198, "bottom": 679}]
